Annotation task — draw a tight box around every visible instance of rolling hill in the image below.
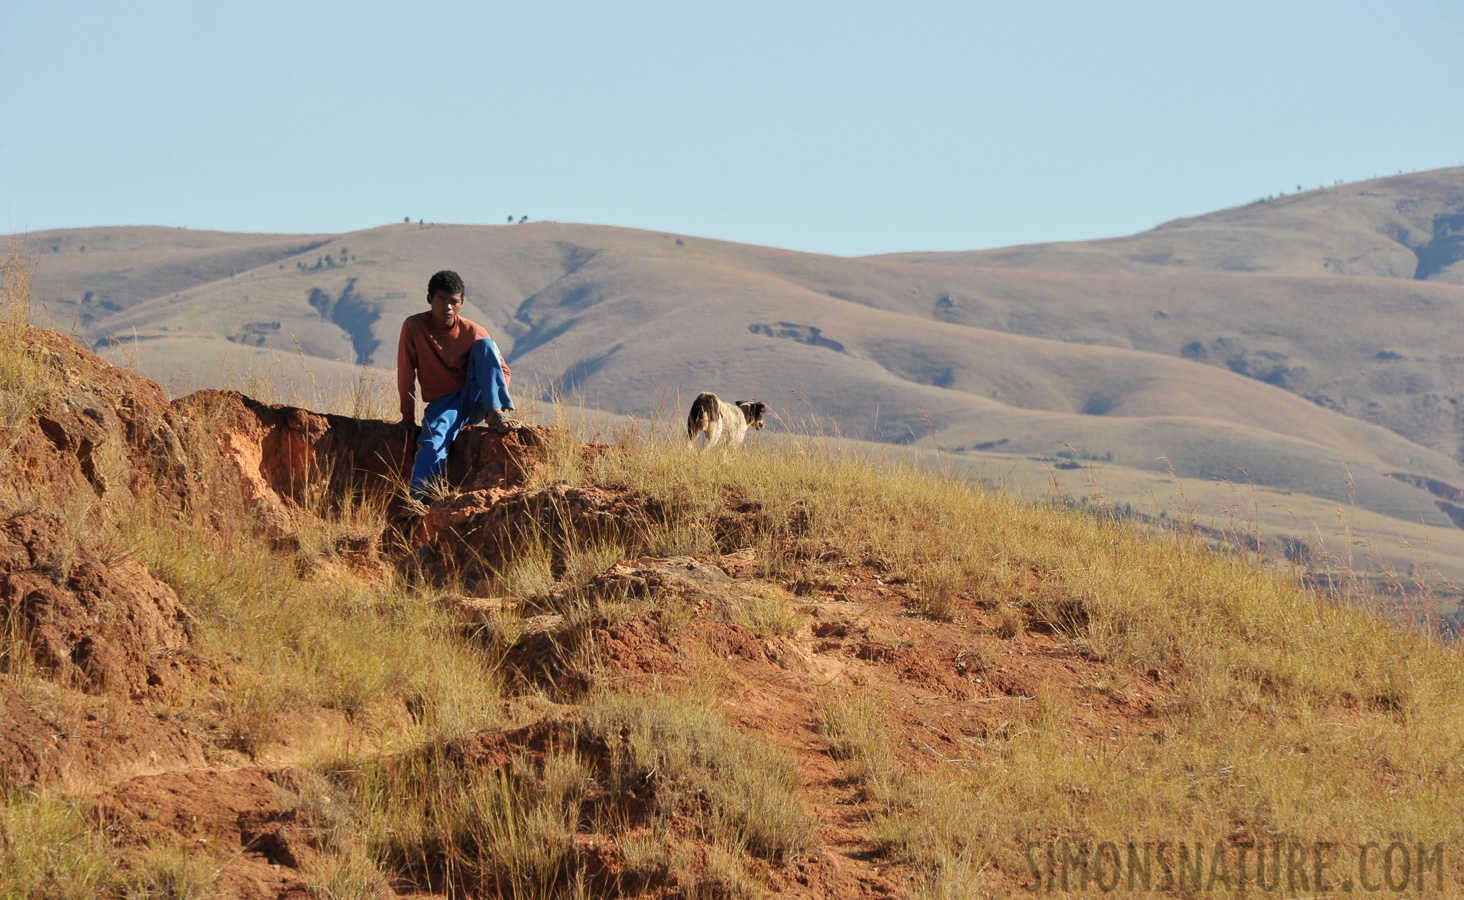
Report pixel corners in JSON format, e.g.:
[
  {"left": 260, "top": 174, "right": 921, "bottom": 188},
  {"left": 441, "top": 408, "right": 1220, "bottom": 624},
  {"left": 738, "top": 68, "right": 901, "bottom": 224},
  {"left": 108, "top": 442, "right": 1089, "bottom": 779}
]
[
  {"left": 878, "top": 166, "right": 1464, "bottom": 281},
  {"left": 14, "top": 166, "right": 1464, "bottom": 590}
]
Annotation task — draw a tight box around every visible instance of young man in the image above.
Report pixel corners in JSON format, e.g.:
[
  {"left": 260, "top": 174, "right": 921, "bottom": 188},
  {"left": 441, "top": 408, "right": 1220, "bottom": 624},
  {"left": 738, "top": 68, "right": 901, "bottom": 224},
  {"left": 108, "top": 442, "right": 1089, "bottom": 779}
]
[{"left": 398, "top": 270, "right": 518, "bottom": 498}]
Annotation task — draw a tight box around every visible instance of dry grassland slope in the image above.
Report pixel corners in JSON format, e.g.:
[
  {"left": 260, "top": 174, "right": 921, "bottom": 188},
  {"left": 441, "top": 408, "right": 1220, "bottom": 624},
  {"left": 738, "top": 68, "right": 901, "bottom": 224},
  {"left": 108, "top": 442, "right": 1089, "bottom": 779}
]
[
  {"left": 14, "top": 168, "right": 1464, "bottom": 585},
  {"left": 4, "top": 284, "right": 1464, "bottom": 897}
]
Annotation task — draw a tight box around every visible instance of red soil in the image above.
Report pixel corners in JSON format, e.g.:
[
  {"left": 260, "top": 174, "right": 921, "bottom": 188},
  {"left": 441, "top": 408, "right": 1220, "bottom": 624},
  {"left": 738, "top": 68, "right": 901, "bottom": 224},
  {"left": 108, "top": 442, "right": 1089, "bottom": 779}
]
[{"left": 1, "top": 322, "right": 1174, "bottom": 898}]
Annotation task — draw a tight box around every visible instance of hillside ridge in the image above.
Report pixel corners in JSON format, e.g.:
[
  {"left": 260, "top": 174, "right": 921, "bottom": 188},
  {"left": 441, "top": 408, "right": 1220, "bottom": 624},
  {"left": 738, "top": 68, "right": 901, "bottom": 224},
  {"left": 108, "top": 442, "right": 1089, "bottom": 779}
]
[
  {"left": 5, "top": 317, "right": 1464, "bottom": 897},
  {"left": 15, "top": 168, "right": 1464, "bottom": 586},
  {"left": 880, "top": 166, "right": 1464, "bottom": 282}
]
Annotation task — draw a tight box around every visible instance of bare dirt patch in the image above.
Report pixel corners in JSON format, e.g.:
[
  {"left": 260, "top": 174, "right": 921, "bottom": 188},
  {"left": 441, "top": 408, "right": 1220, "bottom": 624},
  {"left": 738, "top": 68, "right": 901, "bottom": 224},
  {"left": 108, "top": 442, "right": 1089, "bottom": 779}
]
[{"left": 2, "top": 321, "right": 1191, "bottom": 898}]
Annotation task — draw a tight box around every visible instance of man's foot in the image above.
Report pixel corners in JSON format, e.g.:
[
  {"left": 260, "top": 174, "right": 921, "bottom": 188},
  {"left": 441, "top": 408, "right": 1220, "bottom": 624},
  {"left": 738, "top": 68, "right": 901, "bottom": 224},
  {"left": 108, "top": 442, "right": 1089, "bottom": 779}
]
[{"left": 487, "top": 408, "right": 522, "bottom": 432}]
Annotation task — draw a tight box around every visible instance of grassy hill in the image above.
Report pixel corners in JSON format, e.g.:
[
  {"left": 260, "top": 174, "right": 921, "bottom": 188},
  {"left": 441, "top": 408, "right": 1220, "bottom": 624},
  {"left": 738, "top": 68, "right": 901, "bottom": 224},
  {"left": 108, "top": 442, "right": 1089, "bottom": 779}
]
[
  {"left": 13, "top": 167, "right": 1464, "bottom": 587},
  {"left": 5, "top": 246, "right": 1464, "bottom": 898}
]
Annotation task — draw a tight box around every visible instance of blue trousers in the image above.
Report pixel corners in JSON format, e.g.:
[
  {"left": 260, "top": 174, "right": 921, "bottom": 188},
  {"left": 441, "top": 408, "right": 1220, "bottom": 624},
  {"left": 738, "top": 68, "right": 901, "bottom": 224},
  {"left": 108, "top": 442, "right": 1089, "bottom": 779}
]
[{"left": 410, "top": 338, "right": 513, "bottom": 496}]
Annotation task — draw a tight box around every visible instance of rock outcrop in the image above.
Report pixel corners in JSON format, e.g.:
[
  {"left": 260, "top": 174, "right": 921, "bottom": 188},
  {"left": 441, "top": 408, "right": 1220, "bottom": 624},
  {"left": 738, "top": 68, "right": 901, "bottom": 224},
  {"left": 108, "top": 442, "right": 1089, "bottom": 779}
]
[
  {"left": 192, "top": 389, "right": 551, "bottom": 537},
  {"left": 0, "top": 324, "right": 563, "bottom": 791},
  {"left": 5, "top": 329, "right": 200, "bottom": 512}
]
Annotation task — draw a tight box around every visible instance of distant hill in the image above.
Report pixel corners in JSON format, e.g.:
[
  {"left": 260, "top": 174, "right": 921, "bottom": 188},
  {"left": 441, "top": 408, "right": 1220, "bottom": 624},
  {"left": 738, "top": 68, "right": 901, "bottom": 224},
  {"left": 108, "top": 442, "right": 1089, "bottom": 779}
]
[
  {"left": 14, "top": 167, "right": 1464, "bottom": 581},
  {"left": 879, "top": 167, "right": 1464, "bottom": 282}
]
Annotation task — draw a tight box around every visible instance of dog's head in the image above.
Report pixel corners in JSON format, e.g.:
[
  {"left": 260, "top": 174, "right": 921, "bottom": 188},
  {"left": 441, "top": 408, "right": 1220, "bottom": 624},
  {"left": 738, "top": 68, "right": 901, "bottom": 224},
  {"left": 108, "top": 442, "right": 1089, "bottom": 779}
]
[{"left": 735, "top": 400, "right": 769, "bottom": 430}]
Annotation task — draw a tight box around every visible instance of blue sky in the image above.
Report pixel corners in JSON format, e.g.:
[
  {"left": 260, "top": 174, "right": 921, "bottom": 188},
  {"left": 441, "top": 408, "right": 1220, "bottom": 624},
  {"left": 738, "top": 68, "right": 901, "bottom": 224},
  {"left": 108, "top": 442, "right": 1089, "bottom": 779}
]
[{"left": 4, "top": 0, "right": 1462, "bottom": 256}]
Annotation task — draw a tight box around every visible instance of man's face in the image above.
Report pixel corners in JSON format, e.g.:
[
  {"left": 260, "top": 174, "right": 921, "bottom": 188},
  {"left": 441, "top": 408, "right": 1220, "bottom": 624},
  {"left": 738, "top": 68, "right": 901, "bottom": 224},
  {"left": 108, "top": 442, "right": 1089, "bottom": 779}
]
[{"left": 429, "top": 289, "right": 464, "bottom": 330}]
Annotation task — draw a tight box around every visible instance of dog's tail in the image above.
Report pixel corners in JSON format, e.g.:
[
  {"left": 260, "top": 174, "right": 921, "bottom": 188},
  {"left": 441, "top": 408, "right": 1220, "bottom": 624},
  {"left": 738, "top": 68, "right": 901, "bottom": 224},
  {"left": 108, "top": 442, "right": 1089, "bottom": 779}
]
[{"left": 687, "top": 392, "right": 719, "bottom": 440}]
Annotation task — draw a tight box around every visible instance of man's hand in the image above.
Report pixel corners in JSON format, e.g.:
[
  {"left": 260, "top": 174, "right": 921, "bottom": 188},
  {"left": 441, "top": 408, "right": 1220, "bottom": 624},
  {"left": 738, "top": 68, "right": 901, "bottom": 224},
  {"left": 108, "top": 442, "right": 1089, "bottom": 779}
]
[{"left": 400, "top": 397, "right": 416, "bottom": 425}]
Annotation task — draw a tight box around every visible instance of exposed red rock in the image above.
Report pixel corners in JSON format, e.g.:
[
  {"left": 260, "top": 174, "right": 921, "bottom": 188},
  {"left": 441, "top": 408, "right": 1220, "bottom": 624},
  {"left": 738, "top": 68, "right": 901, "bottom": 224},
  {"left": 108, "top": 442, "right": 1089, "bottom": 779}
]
[
  {"left": 95, "top": 767, "right": 314, "bottom": 899},
  {"left": 187, "top": 389, "right": 551, "bottom": 526},
  {"left": 404, "top": 483, "right": 655, "bottom": 586},
  {"left": 0, "top": 323, "right": 1181, "bottom": 898},
  {"left": 0, "top": 679, "right": 209, "bottom": 790},
  {"left": 6, "top": 329, "right": 202, "bottom": 512},
  {"left": 1, "top": 512, "right": 192, "bottom": 699}
]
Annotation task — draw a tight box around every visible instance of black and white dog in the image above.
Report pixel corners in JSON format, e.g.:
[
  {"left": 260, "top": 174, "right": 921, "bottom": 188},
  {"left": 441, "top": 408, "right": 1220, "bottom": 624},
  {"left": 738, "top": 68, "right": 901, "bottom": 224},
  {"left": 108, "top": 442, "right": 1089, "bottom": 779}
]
[{"left": 687, "top": 392, "right": 768, "bottom": 451}]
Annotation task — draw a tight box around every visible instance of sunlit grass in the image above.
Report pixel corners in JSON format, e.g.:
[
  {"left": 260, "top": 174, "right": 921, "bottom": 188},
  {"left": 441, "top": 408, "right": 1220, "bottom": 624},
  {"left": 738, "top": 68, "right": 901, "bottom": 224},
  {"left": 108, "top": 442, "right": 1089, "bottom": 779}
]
[{"left": 4, "top": 236, "right": 1464, "bottom": 895}]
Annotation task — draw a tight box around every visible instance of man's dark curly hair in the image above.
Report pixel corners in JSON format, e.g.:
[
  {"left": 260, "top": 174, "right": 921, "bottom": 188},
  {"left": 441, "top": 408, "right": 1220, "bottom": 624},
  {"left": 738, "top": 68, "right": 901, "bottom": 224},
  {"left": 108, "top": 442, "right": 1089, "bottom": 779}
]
[{"left": 427, "top": 270, "right": 465, "bottom": 298}]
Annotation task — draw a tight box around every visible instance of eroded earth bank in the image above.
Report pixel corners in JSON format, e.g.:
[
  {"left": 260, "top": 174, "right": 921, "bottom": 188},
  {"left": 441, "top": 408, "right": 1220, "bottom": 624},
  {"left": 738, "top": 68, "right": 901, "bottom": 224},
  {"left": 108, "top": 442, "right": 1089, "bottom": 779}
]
[{"left": 6, "top": 322, "right": 1464, "bottom": 898}]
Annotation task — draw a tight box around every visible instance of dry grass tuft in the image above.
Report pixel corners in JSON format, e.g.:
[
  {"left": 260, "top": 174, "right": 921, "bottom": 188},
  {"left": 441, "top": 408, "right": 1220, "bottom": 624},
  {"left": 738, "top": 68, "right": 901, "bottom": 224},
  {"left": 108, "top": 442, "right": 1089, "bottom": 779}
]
[
  {"left": 8, "top": 250, "right": 1464, "bottom": 894},
  {"left": 914, "top": 556, "right": 965, "bottom": 620},
  {"left": 500, "top": 542, "right": 556, "bottom": 605},
  {"left": 122, "top": 492, "right": 503, "bottom": 752},
  {"left": 128, "top": 846, "right": 230, "bottom": 900},
  {"left": 0, "top": 792, "right": 119, "bottom": 899},
  {"left": 0, "top": 241, "right": 46, "bottom": 471},
  {"left": 585, "top": 688, "right": 815, "bottom": 863},
  {"left": 321, "top": 743, "right": 590, "bottom": 896},
  {"left": 717, "top": 588, "right": 806, "bottom": 639},
  {"left": 819, "top": 688, "right": 894, "bottom": 783}
]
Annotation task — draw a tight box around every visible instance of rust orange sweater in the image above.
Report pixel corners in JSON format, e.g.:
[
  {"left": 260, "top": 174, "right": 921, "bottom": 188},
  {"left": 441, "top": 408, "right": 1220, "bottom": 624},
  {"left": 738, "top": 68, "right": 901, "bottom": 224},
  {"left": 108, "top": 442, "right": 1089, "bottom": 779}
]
[{"left": 397, "top": 312, "right": 511, "bottom": 404}]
